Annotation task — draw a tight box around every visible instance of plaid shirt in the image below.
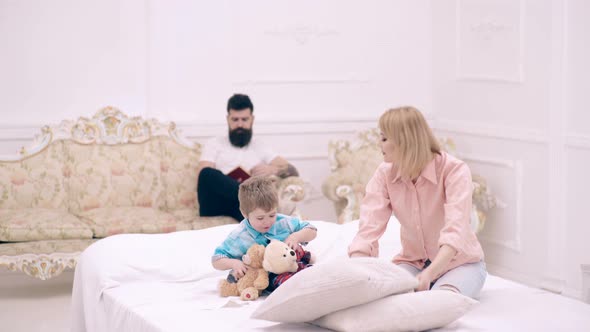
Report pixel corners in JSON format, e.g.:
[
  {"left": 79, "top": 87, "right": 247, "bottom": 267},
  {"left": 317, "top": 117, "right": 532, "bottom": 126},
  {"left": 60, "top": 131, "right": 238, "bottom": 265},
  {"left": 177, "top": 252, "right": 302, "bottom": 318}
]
[{"left": 212, "top": 214, "right": 316, "bottom": 262}]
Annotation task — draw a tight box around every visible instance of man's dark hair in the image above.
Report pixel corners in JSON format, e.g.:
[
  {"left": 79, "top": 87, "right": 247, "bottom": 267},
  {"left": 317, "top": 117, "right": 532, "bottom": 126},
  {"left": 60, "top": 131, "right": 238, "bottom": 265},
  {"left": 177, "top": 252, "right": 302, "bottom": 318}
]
[{"left": 227, "top": 94, "right": 254, "bottom": 113}]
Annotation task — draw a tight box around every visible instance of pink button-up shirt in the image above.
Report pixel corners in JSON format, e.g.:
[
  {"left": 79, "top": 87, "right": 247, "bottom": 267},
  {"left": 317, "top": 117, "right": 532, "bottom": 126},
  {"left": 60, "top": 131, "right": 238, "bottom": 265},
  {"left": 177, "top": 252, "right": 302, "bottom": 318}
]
[{"left": 348, "top": 151, "right": 484, "bottom": 275}]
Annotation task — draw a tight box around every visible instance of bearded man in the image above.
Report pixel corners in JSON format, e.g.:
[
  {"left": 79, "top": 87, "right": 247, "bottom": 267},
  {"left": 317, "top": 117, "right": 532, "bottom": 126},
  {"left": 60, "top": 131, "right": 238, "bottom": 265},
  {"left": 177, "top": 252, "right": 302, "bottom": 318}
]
[{"left": 196, "top": 94, "right": 298, "bottom": 221}]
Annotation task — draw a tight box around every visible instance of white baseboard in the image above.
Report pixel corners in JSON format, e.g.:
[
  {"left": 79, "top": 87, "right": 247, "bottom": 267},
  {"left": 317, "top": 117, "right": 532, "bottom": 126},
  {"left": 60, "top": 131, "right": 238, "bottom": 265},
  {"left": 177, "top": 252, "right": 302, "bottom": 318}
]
[
  {"left": 486, "top": 262, "right": 542, "bottom": 288},
  {"left": 486, "top": 263, "right": 582, "bottom": 301}
]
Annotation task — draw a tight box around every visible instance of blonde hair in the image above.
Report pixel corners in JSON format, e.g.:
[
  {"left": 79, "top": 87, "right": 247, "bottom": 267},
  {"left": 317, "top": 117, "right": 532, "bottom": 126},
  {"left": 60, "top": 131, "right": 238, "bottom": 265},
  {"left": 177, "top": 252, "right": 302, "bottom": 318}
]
[
  {"left": 238, "top": 176, "right": 279, "bottom": 216},
  {"left": 379, "top": 106, "right": 440, "bottom": 179}
]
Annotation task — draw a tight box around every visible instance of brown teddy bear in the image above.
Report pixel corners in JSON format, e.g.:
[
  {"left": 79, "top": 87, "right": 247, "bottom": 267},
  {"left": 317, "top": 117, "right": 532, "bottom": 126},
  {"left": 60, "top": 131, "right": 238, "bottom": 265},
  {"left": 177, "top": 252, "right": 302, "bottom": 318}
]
[{"left": 218, "top": 243, "right": 269, "bottom": 301}]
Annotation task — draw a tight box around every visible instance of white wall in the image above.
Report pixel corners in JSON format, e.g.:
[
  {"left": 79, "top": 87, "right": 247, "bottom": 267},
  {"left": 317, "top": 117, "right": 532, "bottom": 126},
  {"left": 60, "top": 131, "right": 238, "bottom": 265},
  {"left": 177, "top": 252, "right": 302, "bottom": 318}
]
[
  {"left": 0, "top": 0, "right": 432, "bottom": 221},
  {"left": 431, "top": 0, "right": 589, "bottom": 299},
  {"left": 564, "top": 0, "right": 590, "bottom": 301},
  {"left": 0, "top": 0, "right": 148, "bottom": 123}
]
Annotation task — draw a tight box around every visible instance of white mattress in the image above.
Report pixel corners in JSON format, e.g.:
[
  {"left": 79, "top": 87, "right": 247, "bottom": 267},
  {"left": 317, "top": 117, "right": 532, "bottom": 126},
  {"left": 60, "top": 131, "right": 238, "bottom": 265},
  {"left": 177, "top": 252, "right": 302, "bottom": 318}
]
[{"left": 71, "top": 220, "right": 590, "bottom": 332}]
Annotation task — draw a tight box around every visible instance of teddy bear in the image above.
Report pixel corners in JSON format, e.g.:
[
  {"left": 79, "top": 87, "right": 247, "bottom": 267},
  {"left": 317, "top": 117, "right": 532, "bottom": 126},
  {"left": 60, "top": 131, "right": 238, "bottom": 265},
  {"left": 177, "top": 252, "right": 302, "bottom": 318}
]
[
  {"left": 262, "top": 240, "right": 315, "bottom": 292},
  {"left": 218, "top": 243, "right": 269, "bottom": 301}
]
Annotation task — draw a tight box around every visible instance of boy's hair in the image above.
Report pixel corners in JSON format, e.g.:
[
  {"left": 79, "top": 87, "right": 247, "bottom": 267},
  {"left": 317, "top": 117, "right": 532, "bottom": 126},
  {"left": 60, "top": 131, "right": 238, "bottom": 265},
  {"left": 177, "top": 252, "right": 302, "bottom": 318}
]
[
  {"left": 238, "top": 176, "right": 278, "bottom": 216},
  {"left": 379, "top": 106, "right": 441, "bottom": 180},
  {"left": 227, "top": 94, "right": 254, "bottom": 113}
]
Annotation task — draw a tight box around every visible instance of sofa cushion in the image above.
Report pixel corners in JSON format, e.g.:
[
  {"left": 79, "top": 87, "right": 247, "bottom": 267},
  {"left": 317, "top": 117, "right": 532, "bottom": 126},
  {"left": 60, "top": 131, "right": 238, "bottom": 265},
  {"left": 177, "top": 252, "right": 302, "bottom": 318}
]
[
  {"left": 78, "top": 207, "right": 192, "bottom": 238},
  {"left": 169, "top": 209, "right": 236, "bottom": 230},
  {"left": 0, "top": 208, "right": 93, "bottom": 242},
  {"left": 65, "top": 140, "right": 165, "bottom": 214},
  {"left": 159, "top": 137, "right": 200, "bottom": 211},
  {"left": 191, "top": 215, "right": 237, "bottom": 230},
  {"left": 0, "top": 141, "right": 68, "bottom": 210},
  {"left": 170, "top": 209, "right": 199, "bottom": 224}
]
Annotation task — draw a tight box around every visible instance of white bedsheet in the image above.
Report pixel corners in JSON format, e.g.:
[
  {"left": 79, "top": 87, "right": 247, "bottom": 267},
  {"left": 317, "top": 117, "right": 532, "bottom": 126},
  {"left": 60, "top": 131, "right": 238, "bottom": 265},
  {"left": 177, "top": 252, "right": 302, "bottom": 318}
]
[{"left": 71, "top": 220, "right": 590, "bottom": 332}]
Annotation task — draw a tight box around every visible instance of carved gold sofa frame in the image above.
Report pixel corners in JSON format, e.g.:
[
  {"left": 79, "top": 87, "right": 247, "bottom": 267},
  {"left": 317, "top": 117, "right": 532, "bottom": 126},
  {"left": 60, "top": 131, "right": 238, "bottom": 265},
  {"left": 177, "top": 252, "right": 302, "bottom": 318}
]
[
  {"left": 322, "top": 128, "right": 500, "bottom": 232},
  {"left": 0, "top": 107, "right": 305, "bottom": 280}
]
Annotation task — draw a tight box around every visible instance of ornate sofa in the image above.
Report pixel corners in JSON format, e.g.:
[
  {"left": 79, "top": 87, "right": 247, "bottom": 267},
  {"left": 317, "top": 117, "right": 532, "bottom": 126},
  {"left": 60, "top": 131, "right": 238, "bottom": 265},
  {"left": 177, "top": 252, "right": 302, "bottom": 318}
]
[
  {"left": 0, "top": 107, "right": 305, "bottom": 280},
  {"left": 322, "top": 128, "right": 500, "bottom": 232}
]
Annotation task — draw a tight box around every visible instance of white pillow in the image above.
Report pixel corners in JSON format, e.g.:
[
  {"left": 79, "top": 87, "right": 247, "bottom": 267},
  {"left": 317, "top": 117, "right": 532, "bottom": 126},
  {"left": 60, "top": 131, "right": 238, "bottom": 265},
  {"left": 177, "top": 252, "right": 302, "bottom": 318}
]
[
  {"left": 310, "top": 290, "right": 478, "bottom": 332},
  {"left": 251, "top": 257, "right": 418, "bottom": 323},
  {"left": 339, "top": 217, "right": 402, "bottom": 260}
]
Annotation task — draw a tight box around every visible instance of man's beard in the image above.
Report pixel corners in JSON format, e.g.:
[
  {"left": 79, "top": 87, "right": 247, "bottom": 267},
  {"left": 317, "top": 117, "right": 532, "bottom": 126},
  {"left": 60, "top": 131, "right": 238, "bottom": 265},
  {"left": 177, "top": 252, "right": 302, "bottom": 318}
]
[{"left": 228, "top": 128, "right": 253, "bottom": 147}]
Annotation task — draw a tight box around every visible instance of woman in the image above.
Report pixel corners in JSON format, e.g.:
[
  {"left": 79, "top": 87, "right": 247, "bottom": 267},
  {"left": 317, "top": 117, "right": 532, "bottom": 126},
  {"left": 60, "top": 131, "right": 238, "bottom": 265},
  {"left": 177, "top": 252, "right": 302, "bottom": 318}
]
[{"left": 348, "top": 106, "right": 486, "bottom": 299}]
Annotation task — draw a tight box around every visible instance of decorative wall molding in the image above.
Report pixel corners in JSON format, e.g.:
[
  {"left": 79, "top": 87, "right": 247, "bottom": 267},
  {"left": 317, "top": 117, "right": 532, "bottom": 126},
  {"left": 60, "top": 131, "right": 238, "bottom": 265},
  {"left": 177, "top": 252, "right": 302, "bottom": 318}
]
[
  {"left": 0, "top": 126, "right": 45, "bottom": 141},
  {"left": 462, "top": 155, "right": 523, "bottom": 253},
  {"left": 264, "top": 24, "right": 339, "bottom": 45},
  {"left": 179, "top": 117, "right": 378, "bottom": 139},
  {"left": 565, "top": 134, "right": 590, "bottom": 150},
  {"left": 0, "top": 117, "right": 378, "bottom": 140},
  {"left": 458, "top": 152, "right": 516, "bottom": 169},
  {"left": 230, "top": 4, "right": 373, "bottom": 87},
  {"left": 545, "top": 0, "right": 568, "bottom": 300},
  {"left": 455, "top": 0, "right": 525, "bottom": 82},
  {"left": 434, "top": 119, "right": 548, "bottom": 144},
  {"left": 232, "top": 78, "right": 370, "bottom": 86}
]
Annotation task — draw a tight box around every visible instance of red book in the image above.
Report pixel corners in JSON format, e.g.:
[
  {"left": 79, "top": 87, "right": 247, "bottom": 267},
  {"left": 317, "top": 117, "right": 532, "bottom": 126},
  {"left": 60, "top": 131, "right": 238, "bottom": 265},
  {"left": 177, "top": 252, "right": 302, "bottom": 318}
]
[{"left": 227, "top": 166, "right": 251, "bottom": 183}]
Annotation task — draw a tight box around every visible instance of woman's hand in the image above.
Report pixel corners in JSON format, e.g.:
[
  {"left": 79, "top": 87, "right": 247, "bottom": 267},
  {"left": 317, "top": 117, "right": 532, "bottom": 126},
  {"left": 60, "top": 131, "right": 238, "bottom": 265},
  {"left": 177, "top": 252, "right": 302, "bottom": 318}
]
[
  {"left": 284, "top": 233, "right": 301, "bottom": 251},
  {"left": 349, "top": 252, "right": 369, "bottom": 258},
  {"left": 416, "top": 269, "right": 435, "bottom": 292},
  {"left": 231, "top": 260, "right": 249, "bottom": 279}
]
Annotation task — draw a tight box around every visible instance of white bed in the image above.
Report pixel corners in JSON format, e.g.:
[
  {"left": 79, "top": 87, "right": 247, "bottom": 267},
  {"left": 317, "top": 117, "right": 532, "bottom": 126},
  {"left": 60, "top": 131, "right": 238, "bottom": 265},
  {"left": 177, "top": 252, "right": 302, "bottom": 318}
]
[{"left": 71, "top": 220, "right": 590, "bottom": 332}]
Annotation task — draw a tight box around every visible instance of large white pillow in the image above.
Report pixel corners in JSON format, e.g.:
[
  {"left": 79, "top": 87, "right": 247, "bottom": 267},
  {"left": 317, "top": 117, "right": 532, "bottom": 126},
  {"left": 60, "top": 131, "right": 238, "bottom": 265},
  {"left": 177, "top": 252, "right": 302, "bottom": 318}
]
[
  {"left": 251, "top": 256, "right": 417, "bottom": 323},
  {"left": 310, "top": 290, "right": 478, "bottom": 332}
]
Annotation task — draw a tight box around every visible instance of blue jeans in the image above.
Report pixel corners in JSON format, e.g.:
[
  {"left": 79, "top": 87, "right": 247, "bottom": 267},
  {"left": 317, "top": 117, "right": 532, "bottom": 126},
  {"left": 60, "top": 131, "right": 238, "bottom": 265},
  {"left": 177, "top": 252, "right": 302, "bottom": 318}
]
[{"left": 397, "top": 260, "right": 487, "bottom": 299}]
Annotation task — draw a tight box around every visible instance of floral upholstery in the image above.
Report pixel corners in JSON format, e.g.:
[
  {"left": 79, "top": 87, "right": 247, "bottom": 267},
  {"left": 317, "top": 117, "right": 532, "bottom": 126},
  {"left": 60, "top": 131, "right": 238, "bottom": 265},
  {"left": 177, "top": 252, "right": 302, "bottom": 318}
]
[
  {"left": 169, "top": 209, "right": 236, "bottom": 230},
  {"left": 77, "top": 207, "right": 192, "bottom": 237},
  {"left": 65, "top": 140, "right": 165, "bottom": 214},
  {"left": 0, "top": 107, "right": 306, "bottom": 279},
  {"left": 0, "top": 142, "right": 68, "bottom": 210},
  {"left": 170, "top": 208, "right": 200, "bottom": 224},
  {"left": 0, "top": 239, "right": 97, "bottom": 256},
  {"left": 0, "top": 208, "right": 93, "bottom": 241},
  {"left": 191, "top": 216, "right": 238, "bottom": 230},
  {"left": 159, "top": 137, "right": 200, "bottom": 211}
]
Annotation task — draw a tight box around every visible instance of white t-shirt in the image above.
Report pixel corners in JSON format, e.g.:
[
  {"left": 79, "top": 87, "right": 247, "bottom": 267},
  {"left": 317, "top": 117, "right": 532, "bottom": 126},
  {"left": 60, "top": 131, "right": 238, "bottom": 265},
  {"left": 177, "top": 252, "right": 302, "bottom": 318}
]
[{"left": 200, "top": 136, "right": 279, "bottom": 174}]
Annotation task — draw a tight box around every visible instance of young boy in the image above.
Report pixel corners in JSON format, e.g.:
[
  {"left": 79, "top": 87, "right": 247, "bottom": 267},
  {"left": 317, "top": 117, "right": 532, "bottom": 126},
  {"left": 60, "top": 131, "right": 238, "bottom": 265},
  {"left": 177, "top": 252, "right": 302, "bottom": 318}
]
[{"left": 212, "top": 176, "right": 317, "bottom": 280}]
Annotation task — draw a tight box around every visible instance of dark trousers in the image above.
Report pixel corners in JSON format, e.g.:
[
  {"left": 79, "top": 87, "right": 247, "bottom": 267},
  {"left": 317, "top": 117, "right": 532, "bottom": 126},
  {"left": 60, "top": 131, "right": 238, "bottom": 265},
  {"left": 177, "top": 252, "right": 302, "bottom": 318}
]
[{"left": 197, "top": 167, "right": 243, "bottom": 221}]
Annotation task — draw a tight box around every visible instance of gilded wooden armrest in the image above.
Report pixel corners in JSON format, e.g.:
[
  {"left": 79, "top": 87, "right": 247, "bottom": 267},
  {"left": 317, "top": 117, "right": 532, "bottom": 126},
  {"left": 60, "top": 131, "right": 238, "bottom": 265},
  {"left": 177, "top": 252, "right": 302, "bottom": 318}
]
[
  {"left": 335, "top": 184, "right": 356, "bottom": 224},
  {"left": 275, "top": 176, "right": 306, "bottom": 217}
]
